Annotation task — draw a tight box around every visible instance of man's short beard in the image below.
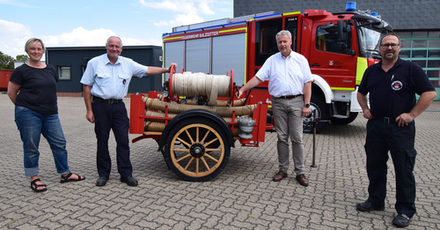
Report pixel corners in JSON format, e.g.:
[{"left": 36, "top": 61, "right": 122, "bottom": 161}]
[{"left": 382, "top": 52, "right": 396, "bottom": 60}]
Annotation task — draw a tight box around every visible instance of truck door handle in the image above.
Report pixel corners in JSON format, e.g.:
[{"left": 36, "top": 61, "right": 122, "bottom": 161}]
[{"left": 310, "top": 64, "right": 320, "bottom": 67}]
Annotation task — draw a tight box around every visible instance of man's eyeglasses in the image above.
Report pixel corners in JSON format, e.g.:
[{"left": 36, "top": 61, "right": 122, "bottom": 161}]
[{"left": 380, "top": 43, "right": 400, "bottom": 48}]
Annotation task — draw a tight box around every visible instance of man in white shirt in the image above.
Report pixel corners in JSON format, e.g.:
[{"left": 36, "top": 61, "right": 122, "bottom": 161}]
[{"left": 238, "top": 30, "right": 312, "bottom": 186}]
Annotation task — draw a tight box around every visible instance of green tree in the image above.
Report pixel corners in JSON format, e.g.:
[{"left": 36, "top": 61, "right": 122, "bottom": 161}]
[
  {"left": 16, "top": 54, "right": 29, "bottom": 63},
  {"left": 0, "top": 51, "right": 14, "bottom": 70}
]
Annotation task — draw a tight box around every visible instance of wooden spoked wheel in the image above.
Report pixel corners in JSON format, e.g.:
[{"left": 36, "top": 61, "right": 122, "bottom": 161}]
[{"left": 165, "top": 118, "right": 230, "bottom": 181}]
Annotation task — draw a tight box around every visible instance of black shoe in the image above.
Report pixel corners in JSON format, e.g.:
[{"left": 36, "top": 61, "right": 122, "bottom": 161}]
[
  {"left": 120, "top": 176, "right": 138, "bottom": 186},
  {"left": 96, "top": 176, "right": 108, "bottom": 187},
  {"left": 392, "top": 214, "right": 411, "bottom": 228},
  {"left": 356, "top": 201, "right": 385, "bottom": 212}
]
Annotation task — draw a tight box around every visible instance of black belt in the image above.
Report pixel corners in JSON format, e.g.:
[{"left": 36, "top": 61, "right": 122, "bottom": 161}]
[
  {"left": 376, "top": 116, "right": 395, "bottom": 124},
  {"left": 273, "top": 94, "right": 303, "bottom": 99},
  {"left": 92, "top": 96, "right": 123, "bottom": 104}
]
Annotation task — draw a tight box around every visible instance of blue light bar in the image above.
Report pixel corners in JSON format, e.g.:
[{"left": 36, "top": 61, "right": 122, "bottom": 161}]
[{"left": 345, "top": 1, "right": 356, "bottom": 12}]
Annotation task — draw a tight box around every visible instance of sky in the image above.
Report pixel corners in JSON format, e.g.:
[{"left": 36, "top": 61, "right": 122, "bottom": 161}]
[{"left": 0, "top": 0, "right": 233, "bottom": 58}]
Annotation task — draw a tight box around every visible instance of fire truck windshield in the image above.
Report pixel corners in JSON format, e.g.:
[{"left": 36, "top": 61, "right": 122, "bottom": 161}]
[
  {"left": 352, "top": 12, "right": 392, "bottom": 59},
  {"left": 358, "top": 27, "right": 382, "bottom": 59}
]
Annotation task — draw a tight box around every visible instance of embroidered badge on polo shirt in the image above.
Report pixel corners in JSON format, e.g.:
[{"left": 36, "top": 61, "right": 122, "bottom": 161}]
[{"left": 391, "top": 80, "right": 403, "bottom": 91}]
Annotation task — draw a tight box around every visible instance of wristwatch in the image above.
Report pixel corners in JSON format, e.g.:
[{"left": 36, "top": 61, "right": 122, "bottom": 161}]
[{"left": 304, "top": 103, "right": 310, "bottom": 108}]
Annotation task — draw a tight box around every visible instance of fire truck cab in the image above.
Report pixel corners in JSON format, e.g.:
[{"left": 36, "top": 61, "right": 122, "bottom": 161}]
[{"left": 162, "top": 4, "right": 392, "bottom": 131}]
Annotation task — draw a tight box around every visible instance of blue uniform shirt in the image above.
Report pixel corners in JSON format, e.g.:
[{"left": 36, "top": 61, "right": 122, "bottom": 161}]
[
  {"left": 358, "top": 58, "right": 435, "bottom": 119},
  {"left": 80, "top": 54, "right": 149, "bottom": 99}
]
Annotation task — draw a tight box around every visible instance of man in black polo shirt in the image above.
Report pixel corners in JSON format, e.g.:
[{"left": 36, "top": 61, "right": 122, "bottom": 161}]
[{"left": 356, "top": 33, "right": 436, "bottom": 228}]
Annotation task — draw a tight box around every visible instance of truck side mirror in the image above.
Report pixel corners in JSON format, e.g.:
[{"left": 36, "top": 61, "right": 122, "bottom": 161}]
[
  {"left": 337, "top": 20, "right": 346, "bottom": 41},
  {"left": 337, "top": 20, "right": 354, "bottom": 55}
]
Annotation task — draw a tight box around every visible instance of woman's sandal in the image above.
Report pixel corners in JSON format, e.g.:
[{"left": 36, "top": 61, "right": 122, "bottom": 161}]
[
  {"left": 31, "top": 178, "right": 47, "bottom": 193},
  {"left": 60, "top": 172, "right": 85, "bottom": 183}
]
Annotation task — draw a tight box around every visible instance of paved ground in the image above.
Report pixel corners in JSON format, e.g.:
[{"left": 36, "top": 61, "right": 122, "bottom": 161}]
[{"left": 0, "top": 93, "right": 439, "bottom": 230}]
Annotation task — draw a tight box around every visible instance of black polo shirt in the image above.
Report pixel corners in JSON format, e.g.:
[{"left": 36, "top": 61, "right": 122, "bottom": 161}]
[{"left": 358, "top": 58, "right": 435, "bottom": 119}]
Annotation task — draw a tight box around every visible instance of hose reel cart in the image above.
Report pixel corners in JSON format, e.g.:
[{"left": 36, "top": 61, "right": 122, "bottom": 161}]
[{"left": 130, "top": 66, "right": 270, "bottom": 181}]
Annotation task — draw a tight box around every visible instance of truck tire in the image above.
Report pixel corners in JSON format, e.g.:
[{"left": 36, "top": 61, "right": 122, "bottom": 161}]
[
  {"left": 331, "top": 112, "right": 358, "bottom": 125},
  {"left": 303, "top": 94, "right": 329, "bottom": 133},
  {"left": 164, "top": 117, "right": 230, "bottom": 181}
]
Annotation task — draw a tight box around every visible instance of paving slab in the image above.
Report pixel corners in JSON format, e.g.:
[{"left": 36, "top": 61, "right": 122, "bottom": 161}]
[{"left": 0, "top": 93, "right": 439, "bottom": 229}]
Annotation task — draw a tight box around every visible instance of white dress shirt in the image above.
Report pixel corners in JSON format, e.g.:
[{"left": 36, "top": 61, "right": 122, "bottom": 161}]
[{"left": 256, "top": 51, "right": 312, "bottom": 97}]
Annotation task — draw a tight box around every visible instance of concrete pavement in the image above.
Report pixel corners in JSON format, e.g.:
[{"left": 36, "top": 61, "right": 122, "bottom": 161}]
[{"left": 0, "top": 93, "right": 439, "bottom": 229}]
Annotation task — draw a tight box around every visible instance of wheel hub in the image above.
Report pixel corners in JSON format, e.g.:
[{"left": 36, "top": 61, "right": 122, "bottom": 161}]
[{"left": 190, "top": 143, "right": 205, "bottom": 158}]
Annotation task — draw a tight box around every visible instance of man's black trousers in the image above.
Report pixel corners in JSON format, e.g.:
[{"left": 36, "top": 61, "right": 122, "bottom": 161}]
[
  {"left": 364, "top": 119, "right": 417, "bottom": 218},
  {"left": 92, "top": 100, "right": 132, "bottom": 178}
]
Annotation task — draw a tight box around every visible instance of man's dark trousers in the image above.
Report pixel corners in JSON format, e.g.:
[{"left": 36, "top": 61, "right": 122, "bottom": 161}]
[
  {"left": 364, "top": 119, "right": 417, "bottom": 218},
  {"left": 92, "top": 100, "right": 133, "bottom": 178}
]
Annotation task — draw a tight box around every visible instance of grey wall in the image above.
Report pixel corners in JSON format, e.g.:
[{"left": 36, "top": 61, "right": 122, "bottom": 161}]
[
  {"left": 46, "top": 46, "right": 163, "bottom": 93},
  {"left": 234, "top": 0, "right": 440, "bottom": 30}
]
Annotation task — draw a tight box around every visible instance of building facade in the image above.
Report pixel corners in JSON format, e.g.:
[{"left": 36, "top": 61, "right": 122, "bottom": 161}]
[
  {"left": 46, "top": 46, "right": 162, "bottom": 95},
  {"left": 234, "top": 0, "right": 440, "bottom": 99}
]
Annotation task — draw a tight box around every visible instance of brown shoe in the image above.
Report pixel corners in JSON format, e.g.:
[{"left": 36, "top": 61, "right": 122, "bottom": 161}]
[
  {"left": 272, "top": 171, "right": 288, "bottom": 181},
  {"left": 296, "top": 174, "right": 309, "bottom": 187}
]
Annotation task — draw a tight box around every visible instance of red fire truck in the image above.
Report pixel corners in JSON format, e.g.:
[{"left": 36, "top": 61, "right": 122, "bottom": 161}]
[{"left": 162, "top": 4, "right": 392, "bottom": 131}]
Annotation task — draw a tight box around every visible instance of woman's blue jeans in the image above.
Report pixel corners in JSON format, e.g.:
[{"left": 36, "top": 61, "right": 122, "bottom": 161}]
[{"left": 14, "top": 106, "right": 70, "bottom": 177}]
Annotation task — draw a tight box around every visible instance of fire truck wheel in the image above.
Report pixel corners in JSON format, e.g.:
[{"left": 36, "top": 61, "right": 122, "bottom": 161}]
[
  {"left": 164, "top": 118, "right": 230, "bottom": 181},
  {"left": 303, "top": 94, "right": 329, "bottom": 133}
]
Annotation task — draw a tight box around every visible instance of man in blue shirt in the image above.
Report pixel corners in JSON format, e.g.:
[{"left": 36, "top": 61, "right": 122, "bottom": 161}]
[
  {"left": 357, "top": 33, "right": 436, "bottom": 228},
  {"left": 81, "top": 36, "right": 176, "bottom": 187}
]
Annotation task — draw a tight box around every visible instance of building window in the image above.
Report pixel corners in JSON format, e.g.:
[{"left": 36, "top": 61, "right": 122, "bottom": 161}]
[
  {"left": 398, "top": 30, "right": 440, "bottom": 99},
  {"left": 58, "top": 66, "right": 71, "bottom": 80}
]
